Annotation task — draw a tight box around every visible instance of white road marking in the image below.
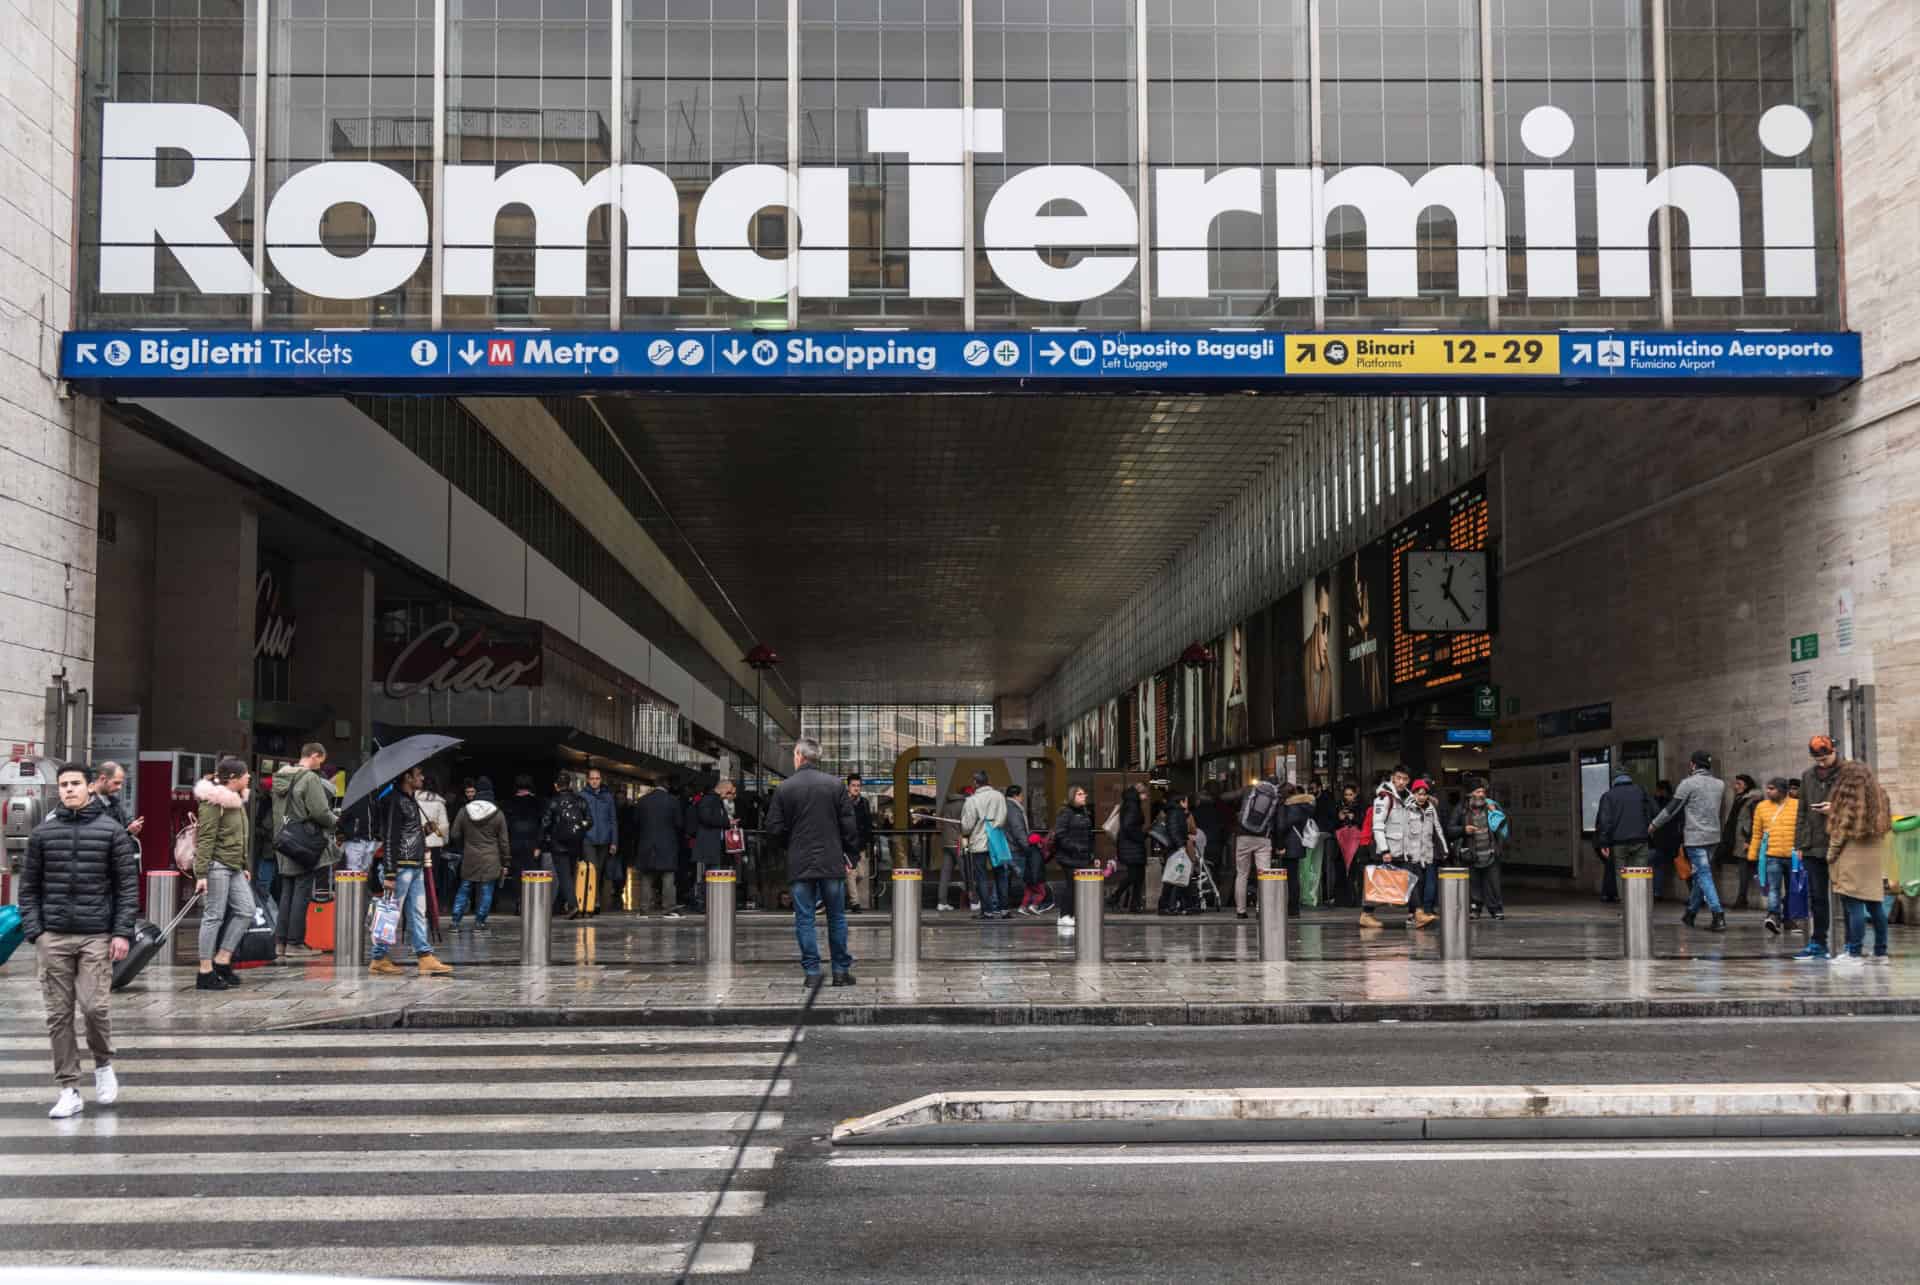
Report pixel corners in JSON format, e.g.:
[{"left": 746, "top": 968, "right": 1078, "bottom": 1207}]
[
  {"left": 0, "top": 1146, "right": 778, "bottom": 1176},
  {"left": 829, "top": 1143, "right": 1920, "bottom": 1169},
  {"left": 0, "top": 1029, "right": 801, "bottom": 1052},
  {"left": 1, "top": 1111, "right": 781, "bottom": 1139},
  {"left": 0, "top": 1190, "right": 765, "bottom": 1225},
  {"left": 0, "top": 1051, "right": 784, "bottom": 1075},
  {"left": 0, "top": 1078, "right": 788, "bottom": 1105},
  {"left": 0, "top": 1243, "right": 755, "bottom": 1276}
]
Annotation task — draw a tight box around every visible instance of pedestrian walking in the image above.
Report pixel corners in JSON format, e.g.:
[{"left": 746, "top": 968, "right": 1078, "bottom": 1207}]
[
  {"left": 1594, "top": 771, "right": 1657, "bottom": 902},
  {"left": 693, "top": 778, "right": 738, "bottom": 881},
  {"left": 1810, "top": 744, "right": 1895, "bottom": 966},
  {"left": 1792, "top": 735, "right": 1853, "bottom": 960},
  {"left": 934, "top": 791, "right": 969, "bottom": 912},
  {"left": 448, "top": 777, "right": 508, "bottom": 930},
  {"left": 417, "top": 776, "right": 453, "bottom": 912},
  {"left": 762, "top": 737, "right": 858, "bottom": 987},
  {"left": 1334, "top": 783, "right": 1366, "bottom": 908},
  {"left": 18, "top": 762, "right": 140, "bottom": 1119},
  {"left": 1358, "top": 766, "right": 1414, "bottom": 929},
  {"left": 89, "top": 761, "right": 144, "bottom": 837},
  {"left": 1648, "top": 779, "right": 1683, "bottom": 898},
  {"left": 844, "top": 775, "right": 874, "bottom": 912},
  {"left": 1721, "top": 774, "right": 1763, "bottom": 908},
  {"left": 1006, "top": 785, "right": 1047, "bottom": 915},
  {"left": 1223, "top": 776, "right": 1280, "bottom": 919},
  {"left": 1447, "top": 778, "right": 1506, "bottom": 919},
  {"left": 1155, "top": 792, "right": 1195, "bottom": 915},
  {"left": 369, "top": 766, "right": 452, "bottom": 977},
  {"left": 538, "top": 773, "right": 591, "bottom": 918},
  {"left": 1050, "top": 785, "right": 1096, "bottom": 931},
  {"left": 578, "top": 768, "right": 620, "bottom": 914},
  {"left": 1746, "top": 777, "right": 1800, "bottom": 935},
  {"left": 960, "top": 772, "right": 1011, "bottom": 919},
  {"left": 268, "top": 742, "right": 335, "bottom": 959},
  {"left": 502, "top": 775, "right": 544, "bottom": 915},
  {"left": 1278, "top": 785, "right": 1315, "bottom": 917},
  {"left": 1397, "top": 778, "right": 1449, "bottom": 927},
  {"left": 1111, "top": 782, "right": 1149, "bottom": 912},
  {"left": 192, "top": 759, "right": 258, "bottom": 992},
  {"left": 632, "top": 777, "right": 683, "bottom": 917},
  {"left": 1651, "top": 751, "right": 1728, "bottom": 932}
]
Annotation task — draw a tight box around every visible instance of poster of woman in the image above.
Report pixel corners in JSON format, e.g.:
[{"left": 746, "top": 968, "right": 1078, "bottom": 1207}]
[
  {"left": 1137, "top": 678, "right": 1155, "bottom": 769},
  {"left": 1222, "top": 621, "right": 1248, "bottom": 745},
  {"left": 1304, "top": 570, "right": 1340, "bottom": 727},
  {"left": 1104, "top": 698, "right": 1120, "bottom": 769}
]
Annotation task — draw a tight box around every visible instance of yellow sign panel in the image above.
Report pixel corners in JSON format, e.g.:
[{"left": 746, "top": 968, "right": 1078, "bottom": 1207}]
[{"left": 1287, "top": 334, "right": 1561, "bottom": 376}]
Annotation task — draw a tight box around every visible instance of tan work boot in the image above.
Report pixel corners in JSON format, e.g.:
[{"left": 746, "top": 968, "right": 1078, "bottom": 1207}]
[
  {"left": 1414, "top": 909, "right": 1438, "bottom": 928},
  {"left": 417, "top": 954, "right": 453, "bottom": 977},
  {"left": 1358, "top": 911, "right": 1382, "bottom": 929},
  {"left": 368, "top": 958, "right": 403, "bottom": 977}
]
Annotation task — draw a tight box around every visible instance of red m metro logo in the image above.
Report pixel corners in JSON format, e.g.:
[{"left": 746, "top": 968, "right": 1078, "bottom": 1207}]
[{"left": 487, "top": 339, "right": 515, "bottom": 366}]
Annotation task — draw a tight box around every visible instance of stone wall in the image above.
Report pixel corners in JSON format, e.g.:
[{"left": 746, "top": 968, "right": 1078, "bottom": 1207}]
[{"left": 0, "top": 1, "right": 90, "bottom": 754}]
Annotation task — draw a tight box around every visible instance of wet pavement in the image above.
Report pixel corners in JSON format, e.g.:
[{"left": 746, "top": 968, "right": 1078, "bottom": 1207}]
[{"left": 4, "top": 896, "right": 1916, "bottom": 1035}]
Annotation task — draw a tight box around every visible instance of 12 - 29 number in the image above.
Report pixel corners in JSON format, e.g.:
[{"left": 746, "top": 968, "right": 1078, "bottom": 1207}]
[{"left": 1442, "top": 338, "right": 1545, "bottom": 365}]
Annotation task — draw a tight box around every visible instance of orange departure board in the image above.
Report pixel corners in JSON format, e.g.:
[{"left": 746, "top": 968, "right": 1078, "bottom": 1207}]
[{"left": 1389, "top": 480, "right": 1491, "bottom": 697}]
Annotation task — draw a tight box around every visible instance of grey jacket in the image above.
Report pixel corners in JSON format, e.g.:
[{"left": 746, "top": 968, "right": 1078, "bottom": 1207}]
[{"left": 1650, "top": 768, "right": 1726, "bottom": 847}]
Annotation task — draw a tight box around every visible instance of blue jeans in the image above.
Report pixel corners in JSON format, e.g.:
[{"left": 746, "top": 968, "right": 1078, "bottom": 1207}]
[
  {"left": 252, "top": 854, "right": 277, "bottom": 908},
  {"left": 1842, "top": 895, "right": 1890, "bottom": 956},
  {"left": 1764, "top": 861, "right": 1789, "bottom": 918},
  {"left": 372, "top": 865, "right": 432, "bottom": 960},
  {"left": 791, "top": 878, "right": 853, "bottom": 977},
  {"left": 977, "top": 859, "right": 1010, "bottom": 914},
  {"left": 451, "top": 879, "right": 495, "bottom": 925},
  {"left": 1410, "top": 861, "right": 1438, "bottom": 913},
  {"left": 1684, "top": 845, "right": 1723, "bottom": 915}
]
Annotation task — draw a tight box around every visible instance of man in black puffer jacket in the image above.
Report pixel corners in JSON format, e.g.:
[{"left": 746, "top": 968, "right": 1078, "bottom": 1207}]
[{"left": 20, "top": 762, "right": 141, "bottom": 1120}]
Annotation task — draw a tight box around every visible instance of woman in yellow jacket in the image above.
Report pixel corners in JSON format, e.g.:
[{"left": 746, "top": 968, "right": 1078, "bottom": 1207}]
[{"left": 1746, "top": 777, "right": 1799, "bottom": 936}]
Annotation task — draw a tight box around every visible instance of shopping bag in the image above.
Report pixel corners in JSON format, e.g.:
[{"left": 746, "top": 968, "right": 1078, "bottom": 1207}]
[
  {"left": 1786, "top": 856, "right": 1811, "bottom": 922},
  {"left": 724, "top": 824, "right": 746, "bottom": 856},
  {"left": 1299, "top": 846, "right": 1323, "bottom": 908},
  {"left": 1364, "top": 863, "right": 1413, "bottom": 906},
  {"left": 1161, "top": 850, "right": 1192, "bottom": 887},
  {"left": 1102, "top": 805, "right": 1121, "bottom": 840},
  {"left": 1673, "top": 852, "right": 1693, "bottom": 883},
  {"left": 370, "top": 893, "right": 400, "bottom": 947},
  {"left": 229, "top": 897, "right": 279, "bottom": 967}
]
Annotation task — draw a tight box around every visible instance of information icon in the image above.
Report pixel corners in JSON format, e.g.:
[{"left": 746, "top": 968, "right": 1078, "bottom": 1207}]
[{"left": 409, "top": 339, "right": 439, "bottom": 367}]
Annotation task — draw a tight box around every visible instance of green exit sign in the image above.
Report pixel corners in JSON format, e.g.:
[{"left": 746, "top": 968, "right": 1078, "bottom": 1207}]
[
  {"left": 1473, "top": 684, "right": 1500, "bottom": 719},
  {"left": 1790, "top": 633, "right": 1819, "bottom": 662}
]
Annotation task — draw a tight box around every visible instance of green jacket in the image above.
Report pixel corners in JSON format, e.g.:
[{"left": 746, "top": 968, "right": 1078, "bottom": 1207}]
[
  {"left": 193, "top": 778, "right": 252, "bottom": 877},
  {"left": 272, "top": 766, "right": 337, "bottom": 836}
]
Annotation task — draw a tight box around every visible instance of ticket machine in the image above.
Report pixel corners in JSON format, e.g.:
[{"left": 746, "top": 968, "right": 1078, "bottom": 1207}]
[{"left": 0, "top": 757, "right": 61, "bottom": 905}]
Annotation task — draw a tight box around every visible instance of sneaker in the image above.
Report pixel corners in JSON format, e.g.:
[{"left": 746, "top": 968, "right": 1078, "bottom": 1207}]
[
  {"left": 49, "top": 1088, "right": 83, "bottom": 1120},
  {"left": 94, "top": 1065, "right": 119, "bottom": 1106},
  {"left": 1358, "top": 912, "right": 1382, "bottom": 929},
  {"left": 663, "top": 912, "right": 683, "bottom": 920},
  {"left": 937, "top": 903, "right": 955, "bottom": 912},
  {"left": 1792, "top": 942, "right": 1830, "bottom": 961},
  {"left": 1490, "top": 911, "right": 1505, "bottom": 921},
  {"left": 472, "top": 920, "right": 489, "bottom": 932},
  {"left": 1867, "top": 954, "right": 1891, "bottom": 966},
  {"left": 450, "top": 919, "right": 464, "bottom": 930},
  {"left": 1056, "top": 915, "right": 1075, "bottom": 932},
  {"left": 1831, "top": 951, "right": 1866, "bottom": 969},
  {"left": 831, "top": 971, "right": 857, "bottom": 987},
  {"left": 195, "top": 970, "right": 228, "bottom": 991},
  {"left": 1236, "top": 911, "right": 1249, "bottom": 920},
  {"left": 215, "top": 963, "right": 242, "bottom": 986},
  {"left": 1764, "top": 916, "right": 1781, "bottom": 936},
  {"left": 369, "top": 958, "right": 404, "bottom": 976}
]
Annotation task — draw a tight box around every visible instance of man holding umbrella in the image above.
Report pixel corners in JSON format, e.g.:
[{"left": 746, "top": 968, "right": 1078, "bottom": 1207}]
[{"left": 368, "top": 766, "right": 451, "bottom": 976}]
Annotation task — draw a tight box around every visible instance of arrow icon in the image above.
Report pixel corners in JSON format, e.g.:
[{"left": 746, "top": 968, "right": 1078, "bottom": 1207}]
[
  {"left": 1571, "top": 343, "right": 1592, "bottom": 365},
  {"left": 1040, "top": 341, "right": 1065, "bottom": 366},
  {"left": 458, "top": 340, "right": 484, "bottom": 366},
  {"left": 75, "top": 343, "right": 97, "bottom": 363},
  {"left": 723, "top": 339, "right": 747, "bottom": 366}
]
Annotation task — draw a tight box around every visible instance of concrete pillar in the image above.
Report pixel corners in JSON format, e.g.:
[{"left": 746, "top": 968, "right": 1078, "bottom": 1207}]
[
  {"left": 288, "top": 558, "right": 374, "bottom": 757},
  {"left": 150, "top": 487, "right": 256, "bottom": 758}
]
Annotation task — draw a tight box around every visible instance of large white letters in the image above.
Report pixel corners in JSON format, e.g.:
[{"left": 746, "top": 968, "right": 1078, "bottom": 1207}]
[
  {"left": 694, "top": 165, "right": 850, "bottom": 300},
  {"left": 1276, "top": 166, "right": 1508, "bottom": 299},
  {"left": 1596, "top": 167, "right": 1743, "bottom": 298},
  {"left": 1154, "top": 168, "right": 1262, "bottom": 299},
  {"left": 266, "top": 163, "right": 427, "bottom": 298},
  {"left": 99, "top": 103, "right": 260, "bottom": 294},
  {"left": 866, "top": 108, "right": 1006, "bottom": 298},
  {"left": 983, "top": 167, "right": 1139, "bottom": 303},
  {"left": 443, "top": 164, "right": 681, "bottom": 298}
]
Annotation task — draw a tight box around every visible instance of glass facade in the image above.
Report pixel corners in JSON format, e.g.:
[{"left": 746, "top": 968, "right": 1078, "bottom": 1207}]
[
  {"left": 79, "top": 0, "right": 1840, "bottom": 331},
  {"left": 802, "top": 703, "right": 994, "bottom": 779}
]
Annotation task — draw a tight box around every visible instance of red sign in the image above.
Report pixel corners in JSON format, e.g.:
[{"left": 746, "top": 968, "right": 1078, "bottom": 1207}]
[
  {"left": 377, "top": 613, "right": 543, "bottom": 700},
  {"left": 487, "top": 339, "right": 515, "bottom": 366}
]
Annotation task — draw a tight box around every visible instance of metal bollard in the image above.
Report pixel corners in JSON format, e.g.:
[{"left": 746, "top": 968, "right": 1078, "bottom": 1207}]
[
  {"left": 1621, "top": 866, "right": 1653, "bottom": 960},
  {"left": 144, "top": 870, "right": 179, "bottom": 933},
  {"left": 1073, "top": 868, "right": 1106, "bottom": 964},
  {"left": 890, "top": 868, "right": 922, "bottom": 966},
  {"left": 704, "top": 870, "right": 737, "bottom": 963},
  {"left": 1439, "top": 868, "right": 1470, "bottom": 959},
  {"left": 520, "top": 870, "right": 553, "bottom": 968},
  {"left": 1257, "top": 869, "right": 1288, "bottom": 961},
  {"left": 333, "top": 870, "right": 368, "bottom": 970}
]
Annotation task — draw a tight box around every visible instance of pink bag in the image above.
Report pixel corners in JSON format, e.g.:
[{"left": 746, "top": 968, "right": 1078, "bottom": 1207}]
[{"left": 172, "top": 818, "right": 199, "bottom": 874}]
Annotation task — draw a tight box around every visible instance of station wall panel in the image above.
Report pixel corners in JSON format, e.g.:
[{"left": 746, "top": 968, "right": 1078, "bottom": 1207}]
[{"left": 447, "top": 489, "right": 526, "bottom": 616}]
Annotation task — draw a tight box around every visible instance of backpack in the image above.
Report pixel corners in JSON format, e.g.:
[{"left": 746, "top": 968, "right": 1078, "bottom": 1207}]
[
  {"left": 1238, "top": 781, "right": 1279, "bottom": 835},
  {"left": 173, "top": 816, "right": 199, "bottom": 874},
  {"left": 1361, "top": 787, "right": 1397, "bottom": 847}
]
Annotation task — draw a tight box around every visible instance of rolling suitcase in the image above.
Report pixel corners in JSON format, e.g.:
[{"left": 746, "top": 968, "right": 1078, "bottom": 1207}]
[
  {"left": 306, "top": 867, "right": 336, "bottom": 952},
  {"left": 112, "top": 893, "right": 201, "bottom": 991},
  {"left": 0, "top": 905, "right": 24, "bottom": 968}
]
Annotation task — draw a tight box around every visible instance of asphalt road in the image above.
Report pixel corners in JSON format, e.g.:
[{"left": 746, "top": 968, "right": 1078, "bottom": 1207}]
[
  {"left": 5, "top": 1018, "right": 1918, "bottom": 1283},
  {"left": 747, "top": 1019, "right": 1920, "bottom": 1283}
]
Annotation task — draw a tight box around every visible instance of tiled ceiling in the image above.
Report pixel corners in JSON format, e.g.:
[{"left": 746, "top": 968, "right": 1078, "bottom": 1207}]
[{"left": 587, "top": 393, "right": 1328, "bottom": 705}]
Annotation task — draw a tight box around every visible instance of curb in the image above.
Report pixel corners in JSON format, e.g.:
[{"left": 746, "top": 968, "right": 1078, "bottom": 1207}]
[{"left": 263, "top": 994, "right": 1920, "bottom": 1032}]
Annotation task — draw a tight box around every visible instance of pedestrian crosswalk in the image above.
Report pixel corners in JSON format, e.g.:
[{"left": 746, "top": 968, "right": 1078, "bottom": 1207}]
[{"left": 0, "top": 1025, "right": 804, "bottom": 1279}]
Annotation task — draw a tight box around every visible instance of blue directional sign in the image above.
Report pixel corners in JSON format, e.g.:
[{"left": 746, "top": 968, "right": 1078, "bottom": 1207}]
[{"left": 59, "top": 329, "right": 1861, "bottom": 394}]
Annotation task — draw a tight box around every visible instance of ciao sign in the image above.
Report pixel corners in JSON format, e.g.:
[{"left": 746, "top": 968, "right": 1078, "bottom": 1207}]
[
  {"left": 378, "top": 615, "right": 543, "bottom": 700},
  {"left": 99, "top": 103, "right": 1823, "bottom": 306}
]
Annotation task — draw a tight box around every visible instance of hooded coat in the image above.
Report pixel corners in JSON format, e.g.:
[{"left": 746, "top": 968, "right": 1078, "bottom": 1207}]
[
  {"left": 450, "top": 788, "right": 509, "bottom": 884},
  {"left": 193, "top": 777, "right": 252, "bottom": 877}
]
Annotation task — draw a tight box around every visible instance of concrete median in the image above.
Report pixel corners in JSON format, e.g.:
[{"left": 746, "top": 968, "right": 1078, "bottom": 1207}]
[{"left": 830, "top": 1083, "right": 1920, "bottom": 1146}]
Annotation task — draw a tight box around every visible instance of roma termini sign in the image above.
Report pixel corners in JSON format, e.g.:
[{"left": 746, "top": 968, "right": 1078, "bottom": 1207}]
[{"left": 98, "top": 103, "right": 1823, "bottom": 307}]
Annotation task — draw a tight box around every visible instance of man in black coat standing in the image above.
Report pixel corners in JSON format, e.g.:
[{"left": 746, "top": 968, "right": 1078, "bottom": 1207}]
[
  {"left": 763, "top": 737, "right": 858, "bottom": 988},
  {"left": 632, "top": 780, "right": 685, "bottom": 918},
  {"left": 19, "top": 763, "right": 141, "bottom": 1119}
]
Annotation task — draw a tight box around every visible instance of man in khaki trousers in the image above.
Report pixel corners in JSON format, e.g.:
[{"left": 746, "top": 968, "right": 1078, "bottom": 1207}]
[{"left": 21, "top": 763, "right": 142, "bottom": 1120}]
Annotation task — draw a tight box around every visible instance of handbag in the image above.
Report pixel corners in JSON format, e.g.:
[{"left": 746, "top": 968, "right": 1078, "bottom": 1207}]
[
  {"left": 1363, "top": 863, "right": 1413, "bottom": 906},
  {"left": 1102, "top": 805, "right": 1121, "bottom": 840},
  {"left": 724, "top": 824, "right": 746, "bottom": 856},
  {"left": 275, "top": 816, "right": 327, "bottom": 869},
  {"left": 986, "top": 823, "right": 1015, "bottom": 870},
  {"left": 1786, "top": 854, "right": 1811, "bottom": 922},
  {"left": 1673, "top": 852, "right": 1693, "bottom": 883},
  {"left": 370, "top": 893, "right": 400, "bottom": 947},
  {"left": 172, "top": 817, "right": 199, "bottom": 874},
  {"left": 1161, "top": 850, "right": 1192, "bottom": 887}
]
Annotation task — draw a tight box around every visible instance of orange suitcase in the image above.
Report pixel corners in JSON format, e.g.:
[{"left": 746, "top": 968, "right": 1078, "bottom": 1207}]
[{"left": 305, "top": 898, "right": 335, "bottom": 951}]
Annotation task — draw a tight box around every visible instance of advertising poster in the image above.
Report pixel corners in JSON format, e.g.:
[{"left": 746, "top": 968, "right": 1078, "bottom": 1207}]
[
  {"left": 1222, "top": 621, "right": 1248, "bottom": 747},
  {"left": 1202, "top": 635, "right": 1225, "bottom": 753},
  {"left": 1341, "top": 543, "right": 1390, "bottom": 719},
  {"left": 1155, "top": 671, "right": 1173, "bottom": 767},
  {"left": 1303, "top": 568, "right": 1340, "bottom": 729},
  {"left": 1494, "top": 752, "right": 1578, "bottom": 872},
  {"left": 1103, "top": 698, "right": 1119, "bottom": 770},
  {"left": 1246, "top": 608, "right": 1274, "bottom": 745},
  {"left": 1136, "top": 678, "right": 1155, "bottom": 771}
]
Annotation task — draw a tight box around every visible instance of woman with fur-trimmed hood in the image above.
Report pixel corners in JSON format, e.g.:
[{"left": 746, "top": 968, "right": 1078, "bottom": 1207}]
[
  {"left": 192, "top": 757, "right": 260, "bottom": 991},
  {"left": 1824, "top": 757, "right": 1895, "bottom": 964}
]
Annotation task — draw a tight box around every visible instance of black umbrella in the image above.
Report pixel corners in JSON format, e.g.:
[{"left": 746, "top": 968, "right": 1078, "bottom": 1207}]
[{"left": 339, "top": 734, "right": 464, "bottom": 815}]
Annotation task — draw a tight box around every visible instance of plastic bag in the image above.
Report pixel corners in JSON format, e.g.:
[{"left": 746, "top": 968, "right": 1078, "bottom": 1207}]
[
  {"left": 1161, "top": 850, "right": 1192, "bottom": 886},
  {"left": 1298, "top": 846, "right": 1323, "bottom": 907},
  {"left": 1786, "top": 856, "right": 1811, "bottom": 922},
  {"left": 370, "top": 893, "right": 400, "bottom": 947},
  {"left": 1364, "top": 863, "right": 1413, "bottom": 906}
]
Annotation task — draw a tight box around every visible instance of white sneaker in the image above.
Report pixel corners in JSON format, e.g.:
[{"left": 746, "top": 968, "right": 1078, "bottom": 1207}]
[
  {"left": 49, "top": 1088, "right": 83, "bottom": 1120},
  {"left": 937, "top": 903, "right": 954, "bottom": 912},
  {"left": 1057, "top": 914, "right": 1075, "bottom": 932},
  {"left": 1831, "top": 951, "right": 1866, "bottom": 969},
  {"left": 94, "top": 1065, "right": 119, "bottom": 1106}
]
